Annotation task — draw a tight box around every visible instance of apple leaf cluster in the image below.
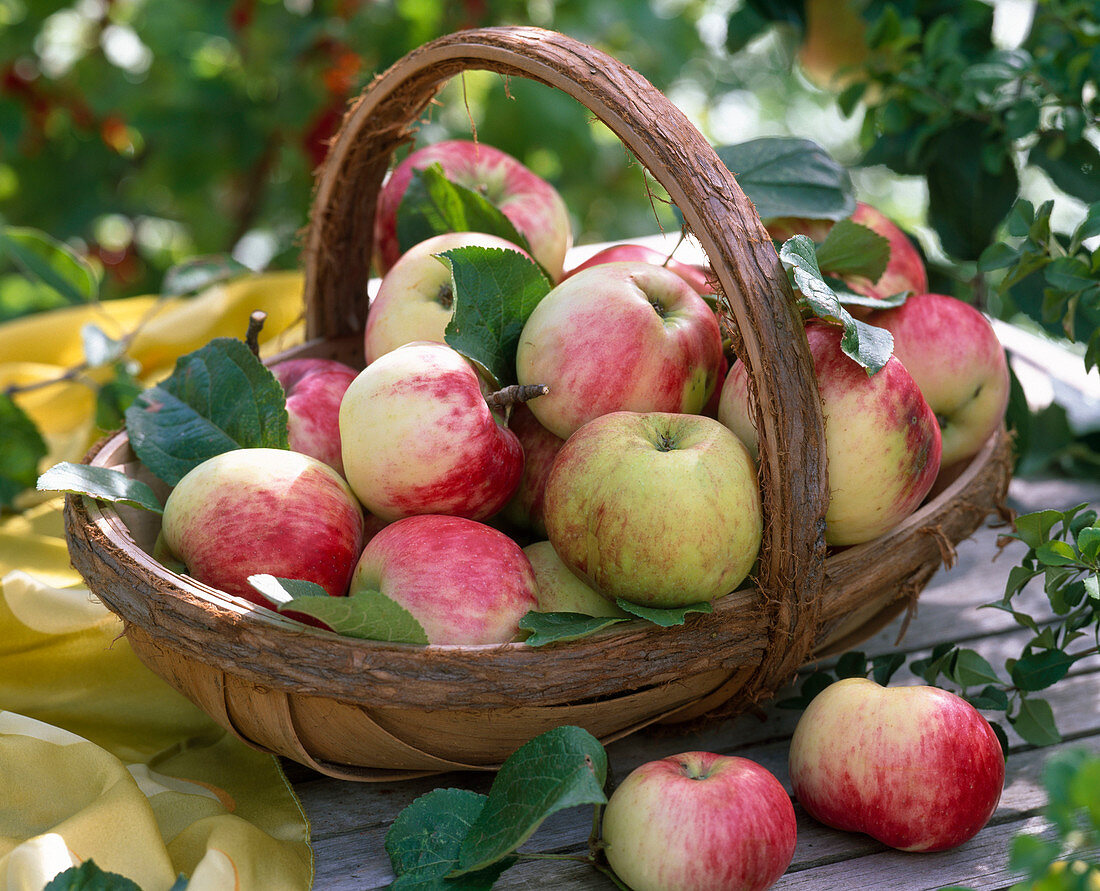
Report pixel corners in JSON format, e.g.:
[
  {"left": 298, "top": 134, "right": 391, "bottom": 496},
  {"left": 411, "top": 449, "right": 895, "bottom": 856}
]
[{"left": 779, "top": 505, "right": 1100, "bottom": 753}]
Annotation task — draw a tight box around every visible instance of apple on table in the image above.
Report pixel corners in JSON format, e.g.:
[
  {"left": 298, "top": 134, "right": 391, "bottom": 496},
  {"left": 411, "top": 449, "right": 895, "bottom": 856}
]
[{"left": 373, "top": 138, "right": 573, "bottom": 281}]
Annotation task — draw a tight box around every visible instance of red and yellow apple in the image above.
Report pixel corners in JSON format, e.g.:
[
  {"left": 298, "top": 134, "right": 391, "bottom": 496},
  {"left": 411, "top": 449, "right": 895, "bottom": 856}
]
[
  {"left": 523, "top": 540, "right": 628, "bottom": 618},
  {"left": 270, "top": 357, "right": 358, "bottom": 477},
  {"left": 497, "top": 403, "right": 565, "bottom": 538},
  {"left": 564, "top": 242, "right": 713, "bottom": 295}
]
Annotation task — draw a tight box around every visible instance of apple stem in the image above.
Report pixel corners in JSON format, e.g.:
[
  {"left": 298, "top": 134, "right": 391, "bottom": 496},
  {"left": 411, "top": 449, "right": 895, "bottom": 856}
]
[
  {"left": 245, "top": 310, "right": 267, "bottom": 357},
  {"left": 485, "top": 383, "right": 549, "bottom": 409}
]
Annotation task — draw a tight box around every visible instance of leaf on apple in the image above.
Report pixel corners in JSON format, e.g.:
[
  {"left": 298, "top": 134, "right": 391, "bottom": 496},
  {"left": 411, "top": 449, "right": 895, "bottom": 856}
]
[
  {"left": 714, "top": 137, "right": 856, "bottom": 223},
  {"left": 125, "top": 337, "right": 289, "bottom": 486},
  {"left": 450, "top": 725, "right": 608, "bottom": 877},
  {"left": 0, "top": 393, "right": 48, "bottom": 511},
  {"left": 813, "top": 218, "right": 890, "bottom": 284},
  {"left": 396, "top": 163, "right": 533, "bottom": 260},
  {"left": 518, "top": 611, "right": 630, "bottom": 647},
  {"left": 614, "top": 598, "right": 713, "bottom": 626},
  {"left": 36, "top": 462, "right": 164, "bottom": 515},
  {"left": 439, "top": 245, "right": 552, "bottom": 389},
  {"left": 385, "top": 788, "right": 517, "bottom": 890},
  {"left": 247, "top": 574, "right": 429, "bottom": 644}
]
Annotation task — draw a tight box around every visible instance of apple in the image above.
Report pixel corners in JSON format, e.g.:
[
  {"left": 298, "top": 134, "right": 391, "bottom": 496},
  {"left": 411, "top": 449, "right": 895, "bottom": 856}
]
[
  {"left": 864, "top": 292, "right": 1010, "bottom": 469},
  {"left": 497, "top": 403, "right": 565, "bottom": 538},
  {"left": 564, "top": 242, "right": 713, "bottom": 295},
  {"left": 364, "top": 231, "right": 533, "bottom": 364},
  {"left": 349, "top": 514, "right": 538, "bottom": 645},
  {"left": 766, "top": 201, "right": 928, "bottom": 302},
  {"left": 523, "top": 540, "right": 629, "bottom": 618},
  {"left": 373, "top": 138, "right": 573, "bottom": 281},
  {"left": 269, "top": 357, "right": 358, "bottom": 477},
  {"left": 338, "top": 341, "right": 524, "bottom": 522},
  {"left": 601, "top": 752, "right": 797, "bottom": 891},
  {"left": 160, "top": 448, "right": 365, "bottom": 606},
  {"left": 542, "top": 411, "right": 761, "bottom": 608},
  {"left": 516, "top": 261, "right": 724, "bottom": 440},
  {"left": 718, "top": 321, "right": 942, "bottom": 546},
  {"left": 788, "top": 677, "right": 1005, "bottom": 852}
]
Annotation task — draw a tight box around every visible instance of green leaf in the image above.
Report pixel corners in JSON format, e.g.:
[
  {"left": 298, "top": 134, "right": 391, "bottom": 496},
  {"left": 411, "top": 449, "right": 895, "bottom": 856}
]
[
  {"left": 782, "top": 235, "right": 846, "bottom": 322},
  {"left": 978, "top": 241, "right": 1021, "bottom": 273},
  {"left": 43, "top": 861, "right": 142, "bottom": 890},
  {"left": 1044, "top": 256, "right": 1096, "bottom": 293},
  {"left": 95, "top": 364, "right": 143, "bottom": 431},
  {"left": 0, "top": 393, "right": 48, "bottom": 510},
  {"left": 614, "top": 598, "right": 713, "bottom": 626},
  {"left": 161, "top": 254, "right": 250, "bottom": 297},
  {"left": 777, "top": 670, "right": 835, "bottom": 710},
  {"left": 124, "top": 337, "right": 289, "bottom": 486},
  {"left": 831, "top": 287, "right": 909, "bottom": 310},
  {"left": 1085, "top": 574, "right": 1099, "bottom": 601},
  {"left": 37, "top": 462, "right": 163, "bottom": 515},
  {"left": 948, "top": 648, "right": 1001, "bottom": 688},
  {"left": 1007, "top": 832, "right": 1060, "bottom": 880},
  {"left": 1014, "top": 509, "right": 1068, "bottom": 549},
  {"left": 1073, "top": 202, "right": 1100, "bottom": 244},
  {"left": 835, "top": 650, "right": 868, "bottom": 679},
  {"left": 1011, "top": 649, "right": 1076, "bottom": 692},
  {"left": 871, "top": 652, "right": 906, "bottom": 686},
  {"left": 385, "top": 788, "right": 516, "bottom": 890},
  {"left": 1032, "top": 131, "right": 1100, "bottom": 204},
  {"left": 248, "top": 575, "right": 429, "bottom": 643},
  {"left": 440, "top": 245, "right": 552, "bottom": 388},
  {"left": 716, "top": 137, "right": 856, "bottom": 223},
  {"left": 1011, "top": 696, "right": 1061, "bottom": 746},
  {"left": 841, "top": 318, "right": 895, "bottom": 375},
  {"left": 1036, "top": 540, "right": 1081, "bottom": 567},
  {"left": 396, "top": 163, "right": 532, "bottom": 260},
  {"left": 966, "top": 685, "right": 1009, "bottom": 712},
  {"left": 0, "top": 225, "right": 99, "bottom": 305},
  {"left": 814, "top": 219, "right": 890, "bottom": 283},
  {"left": 518, "top": 611, "right": 630, "bottom": 646},
  {"left": 452, "top": 725, "right": 608, "bottom": 875}
]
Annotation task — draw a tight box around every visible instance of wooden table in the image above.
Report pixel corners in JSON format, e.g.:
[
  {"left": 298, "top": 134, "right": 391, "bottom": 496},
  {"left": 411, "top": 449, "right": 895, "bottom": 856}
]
[{"left": 289, "top": 474, "right": 1100, "bottom": 890}]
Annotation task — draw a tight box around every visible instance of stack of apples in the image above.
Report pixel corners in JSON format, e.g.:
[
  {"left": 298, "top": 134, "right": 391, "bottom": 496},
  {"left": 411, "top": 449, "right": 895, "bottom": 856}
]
[{"left": 159, "top": 138, "right": 1010, "bottom": 649}]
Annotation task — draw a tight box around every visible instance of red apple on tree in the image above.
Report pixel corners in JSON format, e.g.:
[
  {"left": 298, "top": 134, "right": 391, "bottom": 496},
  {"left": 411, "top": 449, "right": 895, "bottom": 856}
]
[
  {"left": 270, "top": 357, "right": 358, "bottom": 477},
  {"left": 718, "top": 321, "right": 942, "bottom": 546},
  {"left": 349, "top": 514, "right": 538, "bottom": 645},
  {"left": 564, "top": 242, "right": 713, "bottom": 295},
  {"left": 160, "top": 447, "right": 365, "bottom": 606},
  {"left": 542, "top": 410, "right": 762, "bottom": 608},
  {"left": 601, "top": 752, "right": 797, "bottom": 891},
  {"left": 516, "top": 261, "right": 724, "bottom": 440},
  {"left": 364, "top": 231, "right": 533, "bottom": 364},
  {"left": 338, "top": 341, "right": 524, "bottom": 522},
  {"left": 373, "top": 138, "right": 573, "bottom": 281},
  {"left": 789, "top": 677, "right": 1005, "bottom": 852},
  {"left": 864, "top": 292, "right": 1010, "bottom": 470}
]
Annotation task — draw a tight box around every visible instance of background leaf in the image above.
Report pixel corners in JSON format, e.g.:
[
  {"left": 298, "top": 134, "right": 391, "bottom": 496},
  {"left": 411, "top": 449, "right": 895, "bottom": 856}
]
[
  {"left": 0, "top": 225, "right": 99, "bottom": 305},
  {"left": 1011, "top": 696, "right": 1062, "bottom": 746},
  {"left": 0, "top": 394, "right": 48, "bottom": 511}
]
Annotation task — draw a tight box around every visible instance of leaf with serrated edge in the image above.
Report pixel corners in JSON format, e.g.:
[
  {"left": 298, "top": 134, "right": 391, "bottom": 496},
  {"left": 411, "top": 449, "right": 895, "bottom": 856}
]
[
  {"left": 385, "top": 787, "right": 516, "bottom": 890},
  {"left": 615, "top": 598, "right": 713, "bottom": 626},
  {"left": 125, "top": 337, "right": 288, "bottom": 486},
  {"left": 452, "top": 725, "right": 607, "bottom": 875},
  {"left": 248, "top": 575, "right": 428, "bottom": 643},
  {"left": 440, "top": 245, "right": 551, "bottom": 389},
  {"left": 815, "top": 219, "right": 890, "bottom": 282},
  {"left": 519, "top": 611, "right": 630, "bottom": 646},
  {"left": 37, "top": 462, "right": 163, "bottom": 514}
]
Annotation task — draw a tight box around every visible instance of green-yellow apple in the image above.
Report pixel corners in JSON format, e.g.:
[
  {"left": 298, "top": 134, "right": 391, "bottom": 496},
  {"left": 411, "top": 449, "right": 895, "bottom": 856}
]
[
  {"left": 523, "top": 540, "right": 628, "bottom": 618},
  {"left": 516, "top": 261, "right": 724, "bottom": 440},
  {"left": 373, "top": 138, "right": 572, "bottom": 281},
  {"left": 338, "top": 341, "right": 523, "bottom": 522},
  {"left": 865, "top": 292, "right": 1010, "bottom": 469},
  {"left": 270, "top": 356, "right": 358, "bottom": 477},
  {"left": 602, "top": 752, "right": 797, "bottom": 891},
  {"left": 789, "top": 677, "right": 1005, "bottom": 852},
  {"left": 719, "top": 321, "right": 941, "bottom": 546},
  {"left": 364, "top": 231, "right": 533, "bottom": 364},
  {"left": 160, "top": 447, "right": 365, "bottom": 606},
  {"left": 542, "top": 411, "right": 761, "bottom": 608},
  {"left": 349, "top": 514, "right": 538, "bottom": 645},
  {"left": 497, "top": 403, "right": 564, "bottom": 538}
]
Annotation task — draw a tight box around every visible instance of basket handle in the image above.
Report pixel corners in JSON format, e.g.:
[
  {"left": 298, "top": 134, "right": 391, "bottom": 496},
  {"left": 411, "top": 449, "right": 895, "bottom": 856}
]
[{"left": 301, "top": 25, "right": 829, "bottom": 704}]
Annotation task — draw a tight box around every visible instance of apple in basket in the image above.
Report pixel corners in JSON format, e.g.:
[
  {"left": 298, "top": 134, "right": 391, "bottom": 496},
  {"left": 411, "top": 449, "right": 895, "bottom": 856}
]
[
  {"left": 766, "top": 201, "right": 928, "bottom": 301},
  {"left": 497, "top": 403, "right": 565, "bottom": 538},
  {"left": 564, "top": 242, "right": 714, "bottom": 295},
  {"left": 269, "top": 357, "right": 358, "bottom": 477},
  {"left": 864, "top": 292, "right": 1011, "bottom": 471},
  {"left": 373, "top": 138, "right": 573, "bottom": 281},
  {"left": 516, "top": 261, "right": 724, "bottom": 440},
  {"left": 601, "top": 752, "right": 797, "bottom": 891},
  {"left": 718, "top": 321, "right": 942, "bottom": 546},
  {"left": 364, "top": 230, "right": 534, "bottom": 364},
  {"left": 788, "top": 677, "right": 1005, "bottom": 852},
  {"left": 349, "top": 514, "right": 538, "bottom": 645},
  {"left": 338, "top": 341, "right": 524, "bottom": 522},
  {"left": 543, "top": 410, "right": 762, "bottom": 608},
  {"left": 160, "top": 448, "right": 365, "bottom": 606},
  {"left": 523, "top": 540, "right": 628, "bottom": 618}
]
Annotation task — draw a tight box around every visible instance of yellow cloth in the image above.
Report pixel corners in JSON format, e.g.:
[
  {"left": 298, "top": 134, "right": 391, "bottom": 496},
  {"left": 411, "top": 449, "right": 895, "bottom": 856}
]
[{"left": 0, "top": 274, "right": 314, "bottom": 890}]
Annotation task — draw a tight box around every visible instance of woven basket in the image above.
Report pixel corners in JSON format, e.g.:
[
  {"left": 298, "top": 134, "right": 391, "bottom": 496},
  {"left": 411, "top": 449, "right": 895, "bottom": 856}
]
[{"left": 64, "top": 26, "right": 1013, "bottom": 782}]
